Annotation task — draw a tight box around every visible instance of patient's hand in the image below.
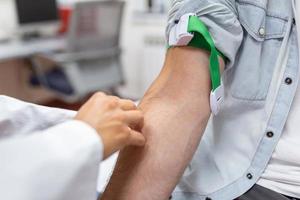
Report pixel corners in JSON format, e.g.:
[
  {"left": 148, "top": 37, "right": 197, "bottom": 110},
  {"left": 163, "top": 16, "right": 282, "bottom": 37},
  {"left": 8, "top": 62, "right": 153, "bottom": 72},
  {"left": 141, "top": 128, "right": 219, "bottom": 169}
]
[{"left": 75, "top": 92, "right": 145, "bottom": 159}]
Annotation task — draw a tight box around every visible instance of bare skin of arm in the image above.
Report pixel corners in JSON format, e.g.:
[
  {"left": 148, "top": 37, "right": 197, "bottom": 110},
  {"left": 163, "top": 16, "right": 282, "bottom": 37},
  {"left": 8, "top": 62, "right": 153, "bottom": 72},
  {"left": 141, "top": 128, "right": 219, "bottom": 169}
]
[{"left": 101, "top": 47, "right": 225, "bottom": 200}]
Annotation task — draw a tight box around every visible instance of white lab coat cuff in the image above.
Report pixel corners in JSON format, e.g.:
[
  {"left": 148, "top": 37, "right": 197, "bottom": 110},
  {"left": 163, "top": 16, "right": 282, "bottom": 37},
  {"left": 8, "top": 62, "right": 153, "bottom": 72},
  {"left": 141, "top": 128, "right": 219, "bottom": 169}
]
[{"left": 57, "top": 120, "right": 104, "bottom": 162}]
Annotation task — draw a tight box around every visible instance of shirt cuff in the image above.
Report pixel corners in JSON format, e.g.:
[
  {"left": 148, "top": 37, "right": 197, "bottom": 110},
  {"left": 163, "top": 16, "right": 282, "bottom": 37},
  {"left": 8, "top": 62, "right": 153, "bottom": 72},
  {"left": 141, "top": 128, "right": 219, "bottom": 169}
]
[{"left": 166, "top": 2, "right": 243, "bottom": 69}]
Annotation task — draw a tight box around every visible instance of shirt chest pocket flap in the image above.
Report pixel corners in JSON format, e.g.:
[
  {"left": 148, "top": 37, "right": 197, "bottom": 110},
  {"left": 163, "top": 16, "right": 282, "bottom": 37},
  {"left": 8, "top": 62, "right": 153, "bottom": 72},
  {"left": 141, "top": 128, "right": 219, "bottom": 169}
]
[{"left": 230, "top": 0, "right": 288, "bottom": 101}]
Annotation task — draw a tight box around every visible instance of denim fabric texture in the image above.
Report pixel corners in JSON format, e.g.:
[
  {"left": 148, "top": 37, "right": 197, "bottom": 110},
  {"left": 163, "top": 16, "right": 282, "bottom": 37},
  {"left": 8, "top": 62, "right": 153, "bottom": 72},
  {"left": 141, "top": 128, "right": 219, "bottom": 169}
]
[{"left": 166, "top": 0, "right": 299, "bottom": 199}]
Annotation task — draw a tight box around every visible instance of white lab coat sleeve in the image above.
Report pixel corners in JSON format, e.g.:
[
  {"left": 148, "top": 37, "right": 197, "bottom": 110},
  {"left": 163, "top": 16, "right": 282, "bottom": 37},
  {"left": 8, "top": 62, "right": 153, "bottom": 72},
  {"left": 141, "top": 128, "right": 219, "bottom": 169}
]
[
  {"left": 0, "top": 95, "right": 76, "bottom": 138},
  {"left": 0, "top": 120, "right": 103, "bottom": 200}
]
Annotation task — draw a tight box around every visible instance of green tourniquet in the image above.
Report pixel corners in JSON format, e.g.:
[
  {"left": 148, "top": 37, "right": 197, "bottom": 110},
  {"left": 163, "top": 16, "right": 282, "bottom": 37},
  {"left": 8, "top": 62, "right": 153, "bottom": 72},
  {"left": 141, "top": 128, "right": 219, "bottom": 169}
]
[
  {"left": 188, "top": 33, "right": 226, "bottom": 61},
  {"left": 188, "top": 15, "right": 222, "bottom": 91}
]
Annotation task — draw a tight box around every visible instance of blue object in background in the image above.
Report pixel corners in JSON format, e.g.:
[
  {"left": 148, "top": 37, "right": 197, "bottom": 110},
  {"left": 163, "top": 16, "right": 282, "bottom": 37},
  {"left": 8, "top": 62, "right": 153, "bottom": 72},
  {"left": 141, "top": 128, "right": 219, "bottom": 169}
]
[{"left": 30, "top": 67, "right": 75, "bottom": 95}]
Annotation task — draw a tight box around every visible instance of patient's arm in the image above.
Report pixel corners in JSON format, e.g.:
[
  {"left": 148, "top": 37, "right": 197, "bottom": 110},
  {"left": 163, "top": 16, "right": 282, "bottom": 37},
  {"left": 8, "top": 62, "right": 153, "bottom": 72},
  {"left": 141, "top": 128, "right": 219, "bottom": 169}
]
[{"left": 101, "top": 47, "right": 225, "bottom": 200}]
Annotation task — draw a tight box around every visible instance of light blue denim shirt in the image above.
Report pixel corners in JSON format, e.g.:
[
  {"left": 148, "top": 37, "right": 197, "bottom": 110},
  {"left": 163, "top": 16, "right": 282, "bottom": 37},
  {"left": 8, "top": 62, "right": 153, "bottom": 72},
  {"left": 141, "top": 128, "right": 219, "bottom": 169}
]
[{"left": 166, "top": 0, "right": 299, "bottom": 199}]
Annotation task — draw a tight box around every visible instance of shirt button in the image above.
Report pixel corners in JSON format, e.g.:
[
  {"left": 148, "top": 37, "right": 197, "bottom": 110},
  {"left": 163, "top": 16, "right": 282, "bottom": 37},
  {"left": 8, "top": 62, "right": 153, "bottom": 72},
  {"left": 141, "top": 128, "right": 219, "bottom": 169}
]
[
  {"left": 258, "top": 27, "right": 265, "bottom": 37},
  {"left": 285, "top": 77, "right": 293, "bottom": 85},
  {"left": 267, "top": 131, "right": 274, "bottom": 138},
  {"left": 293, "top": 18, "right": 296, "bottom": 25},
  {"left": 247, "top": 173, "right": 253, "bottom": 180}
]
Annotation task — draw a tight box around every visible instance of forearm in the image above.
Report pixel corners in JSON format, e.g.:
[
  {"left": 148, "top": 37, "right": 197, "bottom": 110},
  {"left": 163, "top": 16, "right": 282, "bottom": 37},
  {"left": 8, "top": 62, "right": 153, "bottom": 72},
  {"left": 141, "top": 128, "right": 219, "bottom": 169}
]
[{"left": 102, "top": 47, "right": 224, "bottom": 200}]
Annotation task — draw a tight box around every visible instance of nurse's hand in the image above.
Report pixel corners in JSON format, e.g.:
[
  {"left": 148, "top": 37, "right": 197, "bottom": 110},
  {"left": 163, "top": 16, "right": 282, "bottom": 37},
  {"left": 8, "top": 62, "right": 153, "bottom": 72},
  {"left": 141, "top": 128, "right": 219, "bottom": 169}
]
[{"left": 75, "top": 92, "right": 145, "bottom": 159}]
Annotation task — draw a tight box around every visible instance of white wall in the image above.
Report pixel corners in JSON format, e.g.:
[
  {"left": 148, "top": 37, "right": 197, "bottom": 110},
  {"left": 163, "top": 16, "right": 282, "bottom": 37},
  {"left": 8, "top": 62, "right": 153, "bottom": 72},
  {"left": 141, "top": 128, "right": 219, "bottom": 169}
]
[
  {"left": 117, "top": 0, "right": 168, "bottom": 98},
  {"left": 0, "top": 0, "right": 17, "bottom": 40}
]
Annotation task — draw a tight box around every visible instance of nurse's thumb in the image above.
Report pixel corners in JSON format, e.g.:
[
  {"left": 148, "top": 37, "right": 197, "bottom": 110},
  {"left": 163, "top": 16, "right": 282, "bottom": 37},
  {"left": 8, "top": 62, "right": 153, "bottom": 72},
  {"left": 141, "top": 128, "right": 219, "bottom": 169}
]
[{"left": 128, "top": 130, "right": 146, "bottom": 147}]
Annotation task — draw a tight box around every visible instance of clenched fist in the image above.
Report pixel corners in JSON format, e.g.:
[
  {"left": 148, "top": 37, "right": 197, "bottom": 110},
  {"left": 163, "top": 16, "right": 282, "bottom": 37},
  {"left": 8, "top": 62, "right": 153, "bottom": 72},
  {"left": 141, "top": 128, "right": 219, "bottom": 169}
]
[{"left": 75, "top": 92, "right": 145, "bottom": 159}]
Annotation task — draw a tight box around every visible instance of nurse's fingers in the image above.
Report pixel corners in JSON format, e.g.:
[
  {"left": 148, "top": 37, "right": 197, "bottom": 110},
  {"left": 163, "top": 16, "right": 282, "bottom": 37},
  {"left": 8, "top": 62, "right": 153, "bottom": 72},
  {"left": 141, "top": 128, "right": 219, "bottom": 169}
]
[
  {"left": 119, "top": 99, "right": 137, "bottom": 111},
  {"left": 128, "top": 130, "right": 146, "bottom": 146},
  {"left": 123, "top": 110, "right": 144, "bottom": 127}
]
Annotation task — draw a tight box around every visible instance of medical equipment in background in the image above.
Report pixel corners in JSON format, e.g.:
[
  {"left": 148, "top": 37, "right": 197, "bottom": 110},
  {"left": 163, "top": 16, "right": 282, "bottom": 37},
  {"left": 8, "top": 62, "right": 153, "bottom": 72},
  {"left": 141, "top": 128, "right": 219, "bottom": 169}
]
[
  {"left": 30, "top": 0, "right": 125, "bottom": 102},
  {"left": 14, "top": 0, "right": 60, "bottom": 38}
]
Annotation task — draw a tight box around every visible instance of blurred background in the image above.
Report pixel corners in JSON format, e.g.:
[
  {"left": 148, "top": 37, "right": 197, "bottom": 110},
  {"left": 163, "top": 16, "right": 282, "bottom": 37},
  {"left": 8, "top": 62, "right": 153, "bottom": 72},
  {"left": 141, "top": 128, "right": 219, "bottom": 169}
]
[{"left": 0, "top": 0, "right": 171, "bottom": 110}]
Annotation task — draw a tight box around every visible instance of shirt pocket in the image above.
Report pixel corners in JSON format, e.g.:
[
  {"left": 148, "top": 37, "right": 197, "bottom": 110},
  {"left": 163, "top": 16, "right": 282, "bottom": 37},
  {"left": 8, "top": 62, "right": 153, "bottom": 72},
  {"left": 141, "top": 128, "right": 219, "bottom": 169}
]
[{"left": 229, "top": 0, "right": 288, "bottom": 101}]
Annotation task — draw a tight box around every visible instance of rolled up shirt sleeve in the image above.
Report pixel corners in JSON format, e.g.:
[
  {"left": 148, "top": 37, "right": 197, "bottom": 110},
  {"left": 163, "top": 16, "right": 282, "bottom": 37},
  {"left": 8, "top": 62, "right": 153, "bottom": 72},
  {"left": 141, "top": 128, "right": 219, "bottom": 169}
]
[{"left": 166, "top": 0, "right": 244, "bottom": 68}]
